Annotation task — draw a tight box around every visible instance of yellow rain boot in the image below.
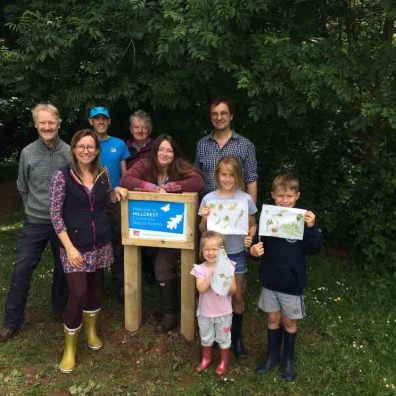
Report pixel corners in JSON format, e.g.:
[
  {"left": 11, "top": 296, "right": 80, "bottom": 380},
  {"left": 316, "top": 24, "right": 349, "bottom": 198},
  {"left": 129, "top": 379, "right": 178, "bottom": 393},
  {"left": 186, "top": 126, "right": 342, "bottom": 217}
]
[
  {"left": 83, "top": 309, "right": 103, "bottom": 350},
  {"left": 59, "top": 324, "right": 81, "bottom": 373}
]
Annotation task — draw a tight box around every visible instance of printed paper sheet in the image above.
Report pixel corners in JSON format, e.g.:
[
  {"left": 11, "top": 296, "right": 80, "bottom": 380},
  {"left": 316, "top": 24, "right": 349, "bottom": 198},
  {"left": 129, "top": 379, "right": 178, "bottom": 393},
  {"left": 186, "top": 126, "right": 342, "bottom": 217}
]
[
  {"left": 206, "top": 199, "right": 249, "bottom": 235},
  {"left": 210, "top": 247, "right": 234, "bottom": 296},
  {"left": 259, "top": 204, "right": 306, "bottom": 240}
]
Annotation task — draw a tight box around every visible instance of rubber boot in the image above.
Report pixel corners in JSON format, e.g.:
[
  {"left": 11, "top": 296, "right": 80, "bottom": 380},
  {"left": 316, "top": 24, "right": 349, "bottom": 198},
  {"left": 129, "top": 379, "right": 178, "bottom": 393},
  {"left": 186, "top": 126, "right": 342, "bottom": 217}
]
[
  {"left": 281, "top": 330, "right": 297, "bottom": 381},
  {"left": 215, "top": 348, "right": 230, "bottom": 376},
  {"left": 59, "top": 324, "right": 81, "bottom": 373},
  {"left": 155, "top": 281, "right": 177, "bottom": 333},
  {"left": 196, "top": 345, "right": 213, "bottom": 372},
  {"left": 256, "top": 328, "right": 282, "bottom": 374},
  {"left": 83, "top": 309, "right": 103, "bottom": 350},
  {"left": 231, "top": 313, "right": 247, "bottom": 358}
]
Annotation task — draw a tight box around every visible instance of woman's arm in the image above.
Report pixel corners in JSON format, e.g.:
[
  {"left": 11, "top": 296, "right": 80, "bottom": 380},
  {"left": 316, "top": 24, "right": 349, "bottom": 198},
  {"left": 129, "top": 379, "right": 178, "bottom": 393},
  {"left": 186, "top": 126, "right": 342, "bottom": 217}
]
[
  {"left": 57, "top": 231, "right": 84, "bottom": 268},
  {"left": 49, "top": 170, "right": 68, "bottom": 234},
  {"left": 120, "top": 159, "right": 160, "bottom": 192},
  {"left": 163, "top": 169, "right": 204, "bottom": 193},
  {"left": 49, "top": 170, "right": 83, "bottom": 268}
]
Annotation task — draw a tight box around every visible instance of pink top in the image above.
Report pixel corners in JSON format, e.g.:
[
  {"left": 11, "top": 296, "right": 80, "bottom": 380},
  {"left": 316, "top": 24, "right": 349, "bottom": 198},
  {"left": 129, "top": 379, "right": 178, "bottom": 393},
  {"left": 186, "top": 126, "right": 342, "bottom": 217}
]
[{"left": 190, "top": 262, "right": 235, "bottom": 317}]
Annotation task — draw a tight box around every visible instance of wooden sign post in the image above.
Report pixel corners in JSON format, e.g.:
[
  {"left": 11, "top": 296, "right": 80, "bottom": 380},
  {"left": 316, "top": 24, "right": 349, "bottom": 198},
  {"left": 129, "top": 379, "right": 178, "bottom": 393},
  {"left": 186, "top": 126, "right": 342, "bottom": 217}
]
[{"left": 121, "top": 191, "right": 198, "bottom": 340}]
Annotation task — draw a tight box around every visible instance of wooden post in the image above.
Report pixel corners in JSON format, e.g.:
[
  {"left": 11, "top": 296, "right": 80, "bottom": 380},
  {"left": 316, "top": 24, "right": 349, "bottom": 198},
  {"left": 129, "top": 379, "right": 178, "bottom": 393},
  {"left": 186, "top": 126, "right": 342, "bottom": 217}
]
[
  {"left": 124, "top": 245, "right": 142, "bottom": 332},
  {"left": 121, "top": 192, "right": 198, "bottom": 339},
  {"left": 180, "top": 249, "right": 196, "bottom": 340}
]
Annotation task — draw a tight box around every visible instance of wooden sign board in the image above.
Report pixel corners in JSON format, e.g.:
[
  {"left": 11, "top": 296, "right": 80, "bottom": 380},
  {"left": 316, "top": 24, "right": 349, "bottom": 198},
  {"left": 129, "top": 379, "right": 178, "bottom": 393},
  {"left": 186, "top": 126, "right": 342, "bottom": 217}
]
[{"left": 121, "top": 191, "right": 198, "bottom": 340}]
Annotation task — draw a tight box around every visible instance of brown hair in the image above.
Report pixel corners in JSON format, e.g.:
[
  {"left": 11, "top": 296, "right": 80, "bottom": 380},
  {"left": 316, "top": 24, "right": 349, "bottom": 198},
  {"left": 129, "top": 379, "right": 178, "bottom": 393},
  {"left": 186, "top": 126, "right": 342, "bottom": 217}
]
[
  {"left": 147, "top": 134, "right": 198, "bottom": 182},
  {"left": 199, "top": 231, "right": 225, "bottom": 261},
  {"left": 272, "top": 173, "right": 300, "bottom": 192},
  {"left": 208, "top": 97, "right": 235, "bottom": 117},
  {"left": 215, "top": 156, "right": 245, "bottom": 191},
  {"left": 70, "top": 129, "right": 103, "bottom": 177}
]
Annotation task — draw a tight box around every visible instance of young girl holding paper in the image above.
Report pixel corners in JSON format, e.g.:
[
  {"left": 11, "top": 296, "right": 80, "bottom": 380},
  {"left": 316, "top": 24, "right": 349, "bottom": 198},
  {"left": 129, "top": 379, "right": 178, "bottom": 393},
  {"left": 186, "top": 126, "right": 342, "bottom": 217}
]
[
  {"left": 191, "top": 231, "right": 237, "bottom": 376},
  {"left": 199, "top": 156, "right": 257, "bottom": 358}
]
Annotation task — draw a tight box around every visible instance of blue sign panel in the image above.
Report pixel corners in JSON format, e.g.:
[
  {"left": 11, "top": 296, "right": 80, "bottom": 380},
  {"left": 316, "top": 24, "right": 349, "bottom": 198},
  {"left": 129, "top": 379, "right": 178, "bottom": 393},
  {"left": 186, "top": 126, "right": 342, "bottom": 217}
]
[{"left": 128, "top": 200, "right": 186, "bottom": 240}]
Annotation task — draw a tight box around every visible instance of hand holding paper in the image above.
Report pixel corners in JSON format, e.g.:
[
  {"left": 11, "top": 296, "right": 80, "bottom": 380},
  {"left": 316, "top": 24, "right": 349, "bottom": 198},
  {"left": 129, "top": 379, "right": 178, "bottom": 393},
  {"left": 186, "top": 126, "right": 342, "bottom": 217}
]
[
  {"left": 250, "top": 241, "right": 264, "bottom": 257},
  {"left": 210, "top": 247, "right": 234, "bottom": 296},
  {"left": 305, "top": 210, "right": 316, "bottom": 228}
]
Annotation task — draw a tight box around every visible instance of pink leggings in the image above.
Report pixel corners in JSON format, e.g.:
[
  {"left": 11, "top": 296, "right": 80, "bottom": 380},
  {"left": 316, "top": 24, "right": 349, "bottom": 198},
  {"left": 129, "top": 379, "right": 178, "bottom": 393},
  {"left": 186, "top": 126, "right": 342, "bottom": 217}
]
[{"left": 63, "top": 269, "right": 103, "bottom": 329}]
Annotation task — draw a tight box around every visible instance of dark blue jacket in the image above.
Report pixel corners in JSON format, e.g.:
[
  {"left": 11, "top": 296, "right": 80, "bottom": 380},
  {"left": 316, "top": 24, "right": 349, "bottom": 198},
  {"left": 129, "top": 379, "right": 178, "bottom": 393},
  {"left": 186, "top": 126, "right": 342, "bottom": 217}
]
[
  {"left": 61, "top": 165, "right": 111, "bottom": 252},
  {"left": 256, "top": 224, "right": 323, "bottom": 295}
]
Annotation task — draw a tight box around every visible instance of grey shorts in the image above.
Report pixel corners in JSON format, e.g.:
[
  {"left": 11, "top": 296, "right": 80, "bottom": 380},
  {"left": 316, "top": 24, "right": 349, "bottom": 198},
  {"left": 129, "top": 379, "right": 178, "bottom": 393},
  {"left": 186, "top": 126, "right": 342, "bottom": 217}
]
[
  {"left": 197, "top": 314, "right": 232, "bottom": 349},
  {"left": 258, "top": 287, "right": 305, "bottom": 319}
]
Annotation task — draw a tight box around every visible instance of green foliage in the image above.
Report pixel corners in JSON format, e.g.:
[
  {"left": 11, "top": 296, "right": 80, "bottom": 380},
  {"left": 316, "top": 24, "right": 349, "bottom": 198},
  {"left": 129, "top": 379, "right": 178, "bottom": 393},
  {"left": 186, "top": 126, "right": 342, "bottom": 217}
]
[
  {"left": 348, "top": 162, "right": 396, "bottom": 275},
  {"left": 1, "top": 1, "right": 396, "bottom": 273}
]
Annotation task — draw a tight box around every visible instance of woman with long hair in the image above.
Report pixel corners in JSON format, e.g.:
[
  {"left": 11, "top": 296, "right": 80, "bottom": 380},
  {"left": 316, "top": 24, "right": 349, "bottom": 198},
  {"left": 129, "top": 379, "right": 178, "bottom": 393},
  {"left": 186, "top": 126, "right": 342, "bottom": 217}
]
[
  {"left": 49, "top": 129, "right": 127, "bottom": 373},
  {"left": 120, "top": 134, "right": 204, "bottom": 332}
]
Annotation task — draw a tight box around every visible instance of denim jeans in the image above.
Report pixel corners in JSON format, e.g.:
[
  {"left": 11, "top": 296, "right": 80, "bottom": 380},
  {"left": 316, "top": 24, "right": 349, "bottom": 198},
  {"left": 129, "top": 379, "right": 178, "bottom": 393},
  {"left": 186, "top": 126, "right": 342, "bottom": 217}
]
[{"left": 3, "top": 223, "right": 68, "bottom": 329}]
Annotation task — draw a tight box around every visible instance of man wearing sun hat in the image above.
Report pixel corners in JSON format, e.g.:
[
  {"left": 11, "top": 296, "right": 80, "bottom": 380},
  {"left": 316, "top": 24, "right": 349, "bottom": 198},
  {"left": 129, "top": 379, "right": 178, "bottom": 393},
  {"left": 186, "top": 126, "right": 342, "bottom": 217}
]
[{"left": 88, "top": 106, "right": 130, "bottom": 298}]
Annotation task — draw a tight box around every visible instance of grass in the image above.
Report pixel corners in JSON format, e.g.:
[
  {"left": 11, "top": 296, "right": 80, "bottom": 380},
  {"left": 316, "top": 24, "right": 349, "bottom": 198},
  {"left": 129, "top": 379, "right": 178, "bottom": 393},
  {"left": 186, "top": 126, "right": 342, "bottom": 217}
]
[{"left": 0, "top": 206, "right": 396, "bottom": 395}]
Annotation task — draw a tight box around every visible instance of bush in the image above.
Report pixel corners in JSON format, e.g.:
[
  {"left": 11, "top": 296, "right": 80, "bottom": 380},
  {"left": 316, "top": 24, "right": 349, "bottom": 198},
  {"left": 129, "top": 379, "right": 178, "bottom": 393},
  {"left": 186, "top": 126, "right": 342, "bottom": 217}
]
[{"left": 348, "top": 162, "right": 396, "bottom": 275}]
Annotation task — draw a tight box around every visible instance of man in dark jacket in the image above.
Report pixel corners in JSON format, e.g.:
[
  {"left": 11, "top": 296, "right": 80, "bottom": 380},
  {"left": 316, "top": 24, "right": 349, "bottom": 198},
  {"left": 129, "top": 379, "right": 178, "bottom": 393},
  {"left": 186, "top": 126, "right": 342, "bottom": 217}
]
[{"left": 0, "top": 103, "right": 70, "bottom": 342}]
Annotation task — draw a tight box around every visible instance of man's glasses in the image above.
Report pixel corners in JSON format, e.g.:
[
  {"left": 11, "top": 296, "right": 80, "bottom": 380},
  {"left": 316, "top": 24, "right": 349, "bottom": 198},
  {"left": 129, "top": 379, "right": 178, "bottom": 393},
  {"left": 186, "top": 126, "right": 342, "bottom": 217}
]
[{"left": 210, "top": 111, "right": 230, "bottom": 119}]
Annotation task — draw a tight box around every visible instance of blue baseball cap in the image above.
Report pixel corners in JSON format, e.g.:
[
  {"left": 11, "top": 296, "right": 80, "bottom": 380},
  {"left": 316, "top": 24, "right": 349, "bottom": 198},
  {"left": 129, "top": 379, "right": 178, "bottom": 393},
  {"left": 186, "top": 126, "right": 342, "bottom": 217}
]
[{"left": 89, "top": 106, "right": 110, "bottom": 118}]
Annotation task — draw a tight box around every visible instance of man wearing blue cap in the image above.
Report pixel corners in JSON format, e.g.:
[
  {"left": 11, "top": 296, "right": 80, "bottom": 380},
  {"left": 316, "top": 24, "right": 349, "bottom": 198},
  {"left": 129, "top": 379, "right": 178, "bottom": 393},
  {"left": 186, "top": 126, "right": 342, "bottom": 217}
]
[{"left": 89, "top": 106, "right": 130, "bottom": 297}]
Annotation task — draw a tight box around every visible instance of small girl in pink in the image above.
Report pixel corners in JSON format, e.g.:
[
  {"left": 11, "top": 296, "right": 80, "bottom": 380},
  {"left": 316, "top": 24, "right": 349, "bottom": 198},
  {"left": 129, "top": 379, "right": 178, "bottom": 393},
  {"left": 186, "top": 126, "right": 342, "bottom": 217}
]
[{"left": 190, "top": 231, "right": 237, "bottom": 376}]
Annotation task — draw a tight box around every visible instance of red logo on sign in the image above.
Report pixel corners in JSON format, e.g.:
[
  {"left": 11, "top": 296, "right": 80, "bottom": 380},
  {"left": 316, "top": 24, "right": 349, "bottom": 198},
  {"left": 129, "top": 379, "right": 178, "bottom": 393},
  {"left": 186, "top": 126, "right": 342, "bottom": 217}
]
[{"left": 133, "top": 230, "right": 140, "bottom": 236}]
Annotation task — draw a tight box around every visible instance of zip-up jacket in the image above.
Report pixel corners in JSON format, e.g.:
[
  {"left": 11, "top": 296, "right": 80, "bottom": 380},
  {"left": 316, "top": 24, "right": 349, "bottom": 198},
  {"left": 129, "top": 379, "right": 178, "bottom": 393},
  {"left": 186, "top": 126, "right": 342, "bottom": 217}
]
[
  {"left": 125, "top": 137, "right": 153, "bottom": 169},
  {"left": 60, "top": 165, "right": 111, "bottom": 252},
  {"left": 17, "top": 137, "right": 70, "bottom": 223},
  {"left": 256, "top": 224, "right": 323, "bottom": 295}
]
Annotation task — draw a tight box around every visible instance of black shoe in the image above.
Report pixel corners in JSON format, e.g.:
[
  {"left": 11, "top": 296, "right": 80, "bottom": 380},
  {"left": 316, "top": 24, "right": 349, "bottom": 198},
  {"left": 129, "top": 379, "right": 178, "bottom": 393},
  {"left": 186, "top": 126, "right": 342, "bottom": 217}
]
[
  {"left": 155, "top": 281, "right": 177, "bottom": 333},
  {"left": 281, "top": 330, "right": 297, "bottom": 381},
  {"left": 256, "top": 355, "right": 279, "bottom": 374},
  {"left": 0, "top": 327, "right": 19, "bottom": 342},
  {"left": 231, "top": 313, "right": 247, "bottom": 358},
  {"left": 281, "top": 358, "right": 297, "bottom": 381},
  {"left": 155, "top": 313, "right": 177, "bottom": 333},
  {"left": 232, "top": 337, "right": 247, "bottom": 358},
  {"left": 256, "top": 328, "right": 282, "bottom": 374}
]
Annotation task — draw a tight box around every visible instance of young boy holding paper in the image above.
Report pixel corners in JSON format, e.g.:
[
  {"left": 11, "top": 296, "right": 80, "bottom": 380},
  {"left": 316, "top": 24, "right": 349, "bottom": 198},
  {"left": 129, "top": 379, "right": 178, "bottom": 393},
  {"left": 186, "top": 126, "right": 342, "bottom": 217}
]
[{"left": 250, "top": 173, "right": 323, "bottom": 381}]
